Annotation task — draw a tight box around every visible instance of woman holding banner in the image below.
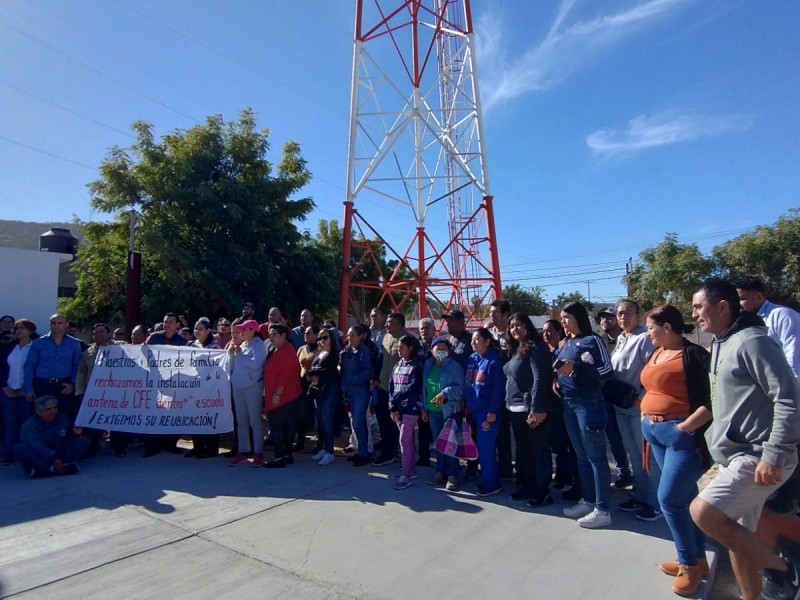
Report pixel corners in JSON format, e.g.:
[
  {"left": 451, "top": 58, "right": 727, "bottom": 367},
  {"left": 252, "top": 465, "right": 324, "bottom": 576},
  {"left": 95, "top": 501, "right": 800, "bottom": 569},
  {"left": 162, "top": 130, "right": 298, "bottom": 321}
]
[
  {"left": 227, "top": 320, "right": 267, "bottom": 467},
  {"left": 186, "top": 318, "right": 221, "bottom": 459}
]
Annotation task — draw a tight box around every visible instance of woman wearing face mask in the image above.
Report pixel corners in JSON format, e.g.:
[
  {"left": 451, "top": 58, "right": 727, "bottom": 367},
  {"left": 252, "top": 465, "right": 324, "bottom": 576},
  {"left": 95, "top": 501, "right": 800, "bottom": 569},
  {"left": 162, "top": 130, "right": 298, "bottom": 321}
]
[{"left": 422, "top": 336, "right": 465, "bottom": 491}]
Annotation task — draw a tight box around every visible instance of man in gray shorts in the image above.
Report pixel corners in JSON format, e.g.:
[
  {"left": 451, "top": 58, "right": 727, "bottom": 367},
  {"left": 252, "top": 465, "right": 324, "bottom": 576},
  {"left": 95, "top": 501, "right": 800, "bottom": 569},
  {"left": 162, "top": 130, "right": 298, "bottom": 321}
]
[{"left": 689, "top": 280, "right": 800, "bottom": 600}]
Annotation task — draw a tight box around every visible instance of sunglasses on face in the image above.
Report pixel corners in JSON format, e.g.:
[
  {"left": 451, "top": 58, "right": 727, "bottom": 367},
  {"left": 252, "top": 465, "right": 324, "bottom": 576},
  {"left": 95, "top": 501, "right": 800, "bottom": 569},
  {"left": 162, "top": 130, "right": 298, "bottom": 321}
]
[{"left": 318, "top": 336, "right": 330, "bottom": 341}]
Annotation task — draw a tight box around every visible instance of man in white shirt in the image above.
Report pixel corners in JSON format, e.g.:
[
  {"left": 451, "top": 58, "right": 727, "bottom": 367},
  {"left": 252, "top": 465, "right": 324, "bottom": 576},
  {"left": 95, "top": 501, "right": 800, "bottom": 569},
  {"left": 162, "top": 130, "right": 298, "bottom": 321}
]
[{"left": 734, "top": 276, "right": 800, "bottom": 382}]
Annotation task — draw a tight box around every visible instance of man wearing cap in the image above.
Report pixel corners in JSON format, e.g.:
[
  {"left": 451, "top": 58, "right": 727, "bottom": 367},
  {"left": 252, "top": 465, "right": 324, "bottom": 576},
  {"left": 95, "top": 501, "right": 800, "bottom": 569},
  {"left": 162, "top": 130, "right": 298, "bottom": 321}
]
[
  {"left": 374, "top": 312, "right": 407, "bottom": 466},
  {"left": 14, "top": 395, "right": 89, "bottom": 477},
  {"left": 443, "top": 309, "right": 471, "bottom": 369},
  {"left": 597, "top": 306, "right": 632, "bottom": 489},
  {"left": 242, "top": 302, "right": 256, "bottom": 321},
  {"left": 143, "top": 313, "right": 187, "bottom": 457},
  {"left": 23, "top": 313, "right": 82, "bottom": 421},
  {"left": 598, "top": 307, "right": 622, "bottom": 354}
]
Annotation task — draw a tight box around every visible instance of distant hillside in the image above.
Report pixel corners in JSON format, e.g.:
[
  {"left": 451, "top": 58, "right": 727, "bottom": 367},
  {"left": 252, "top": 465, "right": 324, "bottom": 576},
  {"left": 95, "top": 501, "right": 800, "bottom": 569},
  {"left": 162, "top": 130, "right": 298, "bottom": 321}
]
[{"left": 0, "top": 220, "right": 84, "bottom": 251}]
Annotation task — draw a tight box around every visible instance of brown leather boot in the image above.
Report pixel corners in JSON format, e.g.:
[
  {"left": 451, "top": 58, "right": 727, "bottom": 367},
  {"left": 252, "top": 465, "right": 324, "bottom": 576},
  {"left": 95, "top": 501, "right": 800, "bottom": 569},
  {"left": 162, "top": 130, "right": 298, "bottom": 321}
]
[
  {"left": 672, "top": 563, "right": 702, "bottom": 597},
  {"left": 659, "top": 556, "right": 709, "bottom": 577}
]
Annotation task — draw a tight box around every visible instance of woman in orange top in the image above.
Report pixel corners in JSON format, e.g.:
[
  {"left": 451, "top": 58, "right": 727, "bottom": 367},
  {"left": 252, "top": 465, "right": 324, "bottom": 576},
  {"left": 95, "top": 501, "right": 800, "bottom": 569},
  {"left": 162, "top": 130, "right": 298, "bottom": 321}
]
[
  {"left": 640, "top": 305, "right": 712, "bottom": 597},
  {"left": 263, "top": 323, "right": 302, "bottom": 469}
]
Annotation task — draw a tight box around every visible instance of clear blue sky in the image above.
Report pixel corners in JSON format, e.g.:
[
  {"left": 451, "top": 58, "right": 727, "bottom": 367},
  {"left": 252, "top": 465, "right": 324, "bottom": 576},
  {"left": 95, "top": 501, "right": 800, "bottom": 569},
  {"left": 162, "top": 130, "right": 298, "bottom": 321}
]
[{"left": 2, "top": 0, "right": 798, "bottom": 305}]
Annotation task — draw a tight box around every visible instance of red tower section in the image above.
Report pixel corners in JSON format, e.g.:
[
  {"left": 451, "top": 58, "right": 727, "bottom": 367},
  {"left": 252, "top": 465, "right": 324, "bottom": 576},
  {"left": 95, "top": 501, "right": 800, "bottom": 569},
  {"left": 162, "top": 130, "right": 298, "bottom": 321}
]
[{"left": 339, "top": 0, "right": 501, "bottom": 328}]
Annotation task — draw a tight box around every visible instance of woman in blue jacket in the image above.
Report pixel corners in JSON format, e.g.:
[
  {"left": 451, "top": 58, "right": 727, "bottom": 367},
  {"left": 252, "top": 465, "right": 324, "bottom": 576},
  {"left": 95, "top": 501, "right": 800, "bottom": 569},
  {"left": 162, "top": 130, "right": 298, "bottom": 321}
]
[
  {"left": 556, "top": 302, "right": 613, "bottom": 529},
  {"left": 340, "top": 327, "right": 373, "bottom": 467},
  {"left": 465, "top": 328, "right": 505, "bottom": 497},
  {"left": 422, "top": 335, "right": 465, "bottom": 491}
]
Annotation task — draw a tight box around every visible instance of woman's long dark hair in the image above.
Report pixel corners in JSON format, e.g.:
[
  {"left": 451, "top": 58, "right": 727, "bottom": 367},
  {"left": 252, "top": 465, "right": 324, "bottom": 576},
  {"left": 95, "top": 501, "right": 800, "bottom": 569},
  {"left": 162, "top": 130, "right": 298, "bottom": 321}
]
[
  {"left": 320, "top": 325, "right": 341, "bottom": 352},
  {"left": 647, "top": 305, "right": 691, "bottom": 335},
  {"left": 194, "top": 318, "right": 215, "bottom": 347},
  {"left": 561, "top": 302, "right": 594, "bottom": 337},
  {"left": 473, "top": 327, "right": 501, "bottom": 353},
  {"left": 507, "top": 313, "right": 543, "bottom": 358}
]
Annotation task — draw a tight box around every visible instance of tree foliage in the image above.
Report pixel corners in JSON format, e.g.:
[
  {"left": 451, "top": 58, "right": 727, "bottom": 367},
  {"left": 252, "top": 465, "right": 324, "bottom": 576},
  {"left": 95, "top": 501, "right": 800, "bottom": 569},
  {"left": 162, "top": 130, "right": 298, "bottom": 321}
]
[
  {"left": 502, "top": 284, "right": 549, "bottom": 316},
  {"left": 713, "top": 208, "right": 800, "bottom": 309},
  {"left": 625, "top": 233, "right": 712, "bottom": 316},
  {"left": 553, "top": 290, "right": 594, "bottom": 312},
  {"left": 62, "top": 109, "right": 334, "bottom": 325}
]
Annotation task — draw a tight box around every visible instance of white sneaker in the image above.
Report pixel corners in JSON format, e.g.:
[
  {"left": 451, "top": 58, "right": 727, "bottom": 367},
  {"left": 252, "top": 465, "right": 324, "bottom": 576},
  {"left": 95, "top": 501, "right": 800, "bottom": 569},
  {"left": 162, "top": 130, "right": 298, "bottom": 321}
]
[
  {"left": 318, "top": 453, "right": 335, "bottom": 466},
  {"left": 563, "top": 499, "right": 594, "bottom": 519},
  {"left": 311, "top": 449, "right": 328, "bottom": 461},
  {"left": 577, "top": 508, "right": 612, "bottom": 529}
]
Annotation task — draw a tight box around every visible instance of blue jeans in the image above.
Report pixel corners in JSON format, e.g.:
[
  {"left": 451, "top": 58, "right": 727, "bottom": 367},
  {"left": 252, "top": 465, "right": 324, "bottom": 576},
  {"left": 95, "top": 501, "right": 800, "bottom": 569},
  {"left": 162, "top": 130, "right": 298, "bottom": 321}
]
[
  {"left": 563, "top": 397, "right": 611, "bottom": 511},
  {"left": 605, "top": 401, "right": 631, "bottom": 478},
  {"left": 14, "top": 437, "right": 90, "bottom": 476},
  {"left": 642, "top": 419, "right": 706, "bottom": 565},
  {"left": 347, "top": 387, "right": 371, "bottom": 458},
  {"left": 474, "top": 409, "right": 501, "bottom": 490},
  {"left": 428, "top": 410, "right": 460, "bottom": 477},
  {"left": 1, "top": 391, "right": 34, "bottom": 462},
  {"left": 316, "top": 386, "right": 340, "bottom": 454},
  {"left": 615, "top": 406, "right": 662, "bottom": 507}
]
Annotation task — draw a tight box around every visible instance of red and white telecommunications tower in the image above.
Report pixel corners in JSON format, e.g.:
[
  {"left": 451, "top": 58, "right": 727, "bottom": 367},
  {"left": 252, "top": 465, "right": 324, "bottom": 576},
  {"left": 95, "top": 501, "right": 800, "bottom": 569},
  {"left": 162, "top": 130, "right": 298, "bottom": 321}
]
[{"left": 338, "top": 0, "right": 501, "bottom": 327}]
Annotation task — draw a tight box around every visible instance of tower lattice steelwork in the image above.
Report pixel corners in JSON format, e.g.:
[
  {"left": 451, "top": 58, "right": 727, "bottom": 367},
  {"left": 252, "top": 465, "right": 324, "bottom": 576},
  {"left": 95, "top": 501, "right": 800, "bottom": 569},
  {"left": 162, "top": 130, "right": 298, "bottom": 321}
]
[{"left": 339, "top": 0, "right": 501, "bottom": 327}]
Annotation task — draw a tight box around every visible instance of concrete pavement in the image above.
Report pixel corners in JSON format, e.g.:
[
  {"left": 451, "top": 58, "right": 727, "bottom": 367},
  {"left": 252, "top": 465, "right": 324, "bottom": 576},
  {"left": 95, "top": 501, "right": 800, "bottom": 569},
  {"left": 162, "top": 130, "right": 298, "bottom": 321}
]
[{"left": 0, "top": 448, "right": 718, "bottom": 599}]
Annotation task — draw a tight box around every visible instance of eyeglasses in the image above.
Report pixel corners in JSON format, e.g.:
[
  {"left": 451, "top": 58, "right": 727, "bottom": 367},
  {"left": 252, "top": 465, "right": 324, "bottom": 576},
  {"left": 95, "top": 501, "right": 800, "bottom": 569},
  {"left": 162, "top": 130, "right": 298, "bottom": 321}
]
[{"left": 318, "top": 336, "right": 330, "bottom": 341}]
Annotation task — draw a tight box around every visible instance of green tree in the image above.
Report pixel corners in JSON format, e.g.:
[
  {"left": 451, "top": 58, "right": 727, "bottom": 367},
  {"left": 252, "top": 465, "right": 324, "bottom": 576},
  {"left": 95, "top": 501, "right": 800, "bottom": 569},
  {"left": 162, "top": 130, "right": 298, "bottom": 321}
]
[
  {"left": 502, "top": 284, "right": 549, "bottom": 316},
  {"left": 625, "top": 233, "right": 713, "bottom": 316},
  {"left": 553, "top": 290, "right": 594, "bottom": 312},
  {"left": 63, "top": 109, "right": 327, "bottom": 325},
  {"left": 713, "top": 208, "right": 800, "bottom": 309}
]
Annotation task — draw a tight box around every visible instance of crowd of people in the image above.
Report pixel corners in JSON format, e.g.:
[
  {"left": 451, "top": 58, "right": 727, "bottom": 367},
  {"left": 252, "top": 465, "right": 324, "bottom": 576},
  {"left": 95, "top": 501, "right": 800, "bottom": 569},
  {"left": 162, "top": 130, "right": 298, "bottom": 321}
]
[{"left": 2, "top": 275, "right": 800, "bottom": 599}]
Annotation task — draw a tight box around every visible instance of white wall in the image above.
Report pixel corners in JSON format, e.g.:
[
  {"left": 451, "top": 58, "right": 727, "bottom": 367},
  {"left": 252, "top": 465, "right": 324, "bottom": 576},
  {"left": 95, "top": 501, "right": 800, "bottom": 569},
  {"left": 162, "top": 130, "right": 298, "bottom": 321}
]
[{"left": 0, "top": 247, "right": 72, "bottom": 332}]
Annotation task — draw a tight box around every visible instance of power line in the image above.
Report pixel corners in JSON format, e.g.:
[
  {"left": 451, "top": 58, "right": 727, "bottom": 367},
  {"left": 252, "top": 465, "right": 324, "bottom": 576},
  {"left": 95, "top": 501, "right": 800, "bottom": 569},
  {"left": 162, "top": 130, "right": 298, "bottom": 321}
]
[
  {"left": 1, "top": 81, "right": 136, "bottom": 139},
  {"left": 0, "top": 135, "right": 97, "bottom": 170},
  {"left": 0, "top": 20, "right": 200, "bottom": 124}
]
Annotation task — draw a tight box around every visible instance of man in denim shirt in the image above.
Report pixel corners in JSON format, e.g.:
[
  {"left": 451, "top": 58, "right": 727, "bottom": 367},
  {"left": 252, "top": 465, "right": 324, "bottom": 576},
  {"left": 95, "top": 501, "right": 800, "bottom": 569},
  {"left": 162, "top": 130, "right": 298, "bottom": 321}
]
[{"left": 23, "top": 314, "right": 82, "bottom": 420}]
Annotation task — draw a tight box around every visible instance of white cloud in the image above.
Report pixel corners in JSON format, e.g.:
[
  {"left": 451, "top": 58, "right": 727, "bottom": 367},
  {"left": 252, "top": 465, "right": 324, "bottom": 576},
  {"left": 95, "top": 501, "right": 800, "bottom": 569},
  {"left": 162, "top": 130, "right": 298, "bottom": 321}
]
[
  {"left": 478, "top": 0, "right": 691, "bottom": 110},
  {"left": 585, "top": 111, "right": 752, "bottom": 156}
]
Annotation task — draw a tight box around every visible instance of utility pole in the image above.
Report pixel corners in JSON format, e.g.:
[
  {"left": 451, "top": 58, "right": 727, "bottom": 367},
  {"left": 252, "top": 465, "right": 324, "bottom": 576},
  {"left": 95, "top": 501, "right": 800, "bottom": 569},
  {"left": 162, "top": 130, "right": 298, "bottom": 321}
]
[{"left": 124, "top": 209, "right": 141, "bottom": 337}]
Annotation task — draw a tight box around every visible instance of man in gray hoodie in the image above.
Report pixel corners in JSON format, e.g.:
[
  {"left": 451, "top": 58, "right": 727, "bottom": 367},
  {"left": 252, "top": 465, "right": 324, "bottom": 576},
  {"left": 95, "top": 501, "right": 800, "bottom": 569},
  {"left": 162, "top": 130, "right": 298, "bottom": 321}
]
[{"left": 689, "top": 280, "right": 800, "bottom": 600}]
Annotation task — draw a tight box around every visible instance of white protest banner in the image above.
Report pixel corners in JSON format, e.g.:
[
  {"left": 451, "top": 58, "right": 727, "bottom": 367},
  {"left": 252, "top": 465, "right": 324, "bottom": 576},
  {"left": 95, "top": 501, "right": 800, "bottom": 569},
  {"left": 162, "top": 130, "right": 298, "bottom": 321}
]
[{"left": 75, "top": 344, "right": 233, "bottom": 434}]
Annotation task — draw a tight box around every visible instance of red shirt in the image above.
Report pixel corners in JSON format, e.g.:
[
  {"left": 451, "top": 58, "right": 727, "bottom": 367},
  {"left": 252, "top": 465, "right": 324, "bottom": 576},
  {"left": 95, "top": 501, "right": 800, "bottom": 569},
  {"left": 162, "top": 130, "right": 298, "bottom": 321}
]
[{"left": 263, "top": 343, "right": 302, "bottom": 412}]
